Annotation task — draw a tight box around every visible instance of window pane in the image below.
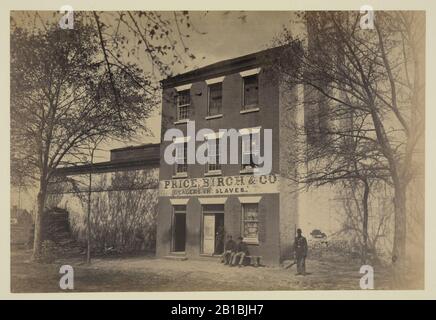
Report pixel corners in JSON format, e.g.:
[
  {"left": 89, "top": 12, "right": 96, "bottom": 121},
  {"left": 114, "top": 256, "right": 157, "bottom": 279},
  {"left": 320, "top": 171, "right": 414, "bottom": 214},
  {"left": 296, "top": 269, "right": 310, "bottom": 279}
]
[
  {"left": 251, "top": 133, "right": 260, "bottom": 167},
  {"left": 244, "top": 204, "right": 258, "bottom": 220},
  {"left": 175, "top": 142, "right": 187, "bottom": 173},
  {"left": 175, "top": 143, "right": 184, "bottom": 162},
  {"left": 241, "top": 133, "right": 259, "bottom": 169},
  {"left": 177, "top": 90, "right": 190, "bottom": 120},
  {"left": 176, "top": 163, "right": 187, "bottom": 173},
  {"left": 243, "top": 75, "right": 258, "bottom": 107},
  {"left": 207, "top": 139, "right": 216, "bottom": 159},
  {"left": 207, "top": 138, "right": 221, "bottom": 172},
  {"left": 243, "top": 222, "right": 259, "bottom": 238},
  {"left": 242, "top": 154, "right": 251, "bottom": 168},
  {"left": 208, "top": 83, "right": 222, "bottom": 115},
  {"left": 178, "top": 105, "right": 189, "bottom": 121},
  {"left": 242, "top": 203, "right": 259, "bottom": 240},
  {"left": 177, "top": 90, "right": 190, "bottom": 106}
]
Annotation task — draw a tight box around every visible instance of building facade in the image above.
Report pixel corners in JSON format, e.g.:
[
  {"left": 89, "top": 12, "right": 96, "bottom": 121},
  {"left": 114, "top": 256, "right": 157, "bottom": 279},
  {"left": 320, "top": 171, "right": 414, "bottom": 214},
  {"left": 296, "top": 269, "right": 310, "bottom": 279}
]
[
  {"left": 43, "top": 46, "right": 402, "bottom": 265},
  {"left": 156, "top": 48, "right": 301, "bottom": 265}
]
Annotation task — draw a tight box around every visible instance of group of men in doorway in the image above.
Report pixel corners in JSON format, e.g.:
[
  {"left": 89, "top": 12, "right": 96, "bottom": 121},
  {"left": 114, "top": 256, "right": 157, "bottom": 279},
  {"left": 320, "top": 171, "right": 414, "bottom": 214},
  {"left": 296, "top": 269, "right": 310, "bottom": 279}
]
[{"left": 220, "top": 229, "right": 308, "bottom": 275}]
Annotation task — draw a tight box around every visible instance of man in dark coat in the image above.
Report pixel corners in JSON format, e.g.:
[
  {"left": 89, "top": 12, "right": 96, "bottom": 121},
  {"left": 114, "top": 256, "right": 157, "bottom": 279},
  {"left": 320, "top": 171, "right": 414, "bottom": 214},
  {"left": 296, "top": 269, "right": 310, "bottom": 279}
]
[
  {"left": 231, "top": 236, "right": 249, "bottom": 267},
  {"left": 221, "top": 235, "right": 236, "bottom": 265},
  {"left": 215, "top": 225, "right": 225, "bottom": 254},
  {"left": 294, "top": 228, "right": 308, "bottom": 275}
]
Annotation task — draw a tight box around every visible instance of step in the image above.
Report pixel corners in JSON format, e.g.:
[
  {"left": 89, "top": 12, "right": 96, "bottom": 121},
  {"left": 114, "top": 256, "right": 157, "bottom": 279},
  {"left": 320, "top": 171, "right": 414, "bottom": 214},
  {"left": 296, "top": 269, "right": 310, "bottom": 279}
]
[
  {"left": 163, "top": 255, "right": 188, "bottom": 261},
  {"left": 169, "top": 251, "right": 186, "bottom": 256}
]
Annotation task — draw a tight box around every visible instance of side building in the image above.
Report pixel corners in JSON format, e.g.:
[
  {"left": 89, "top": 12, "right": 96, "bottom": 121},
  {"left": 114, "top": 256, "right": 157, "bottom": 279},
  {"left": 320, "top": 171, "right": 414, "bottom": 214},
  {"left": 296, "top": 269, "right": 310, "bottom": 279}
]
[{"left": 51, "top": 143, "right": 160, "bottom": 252}]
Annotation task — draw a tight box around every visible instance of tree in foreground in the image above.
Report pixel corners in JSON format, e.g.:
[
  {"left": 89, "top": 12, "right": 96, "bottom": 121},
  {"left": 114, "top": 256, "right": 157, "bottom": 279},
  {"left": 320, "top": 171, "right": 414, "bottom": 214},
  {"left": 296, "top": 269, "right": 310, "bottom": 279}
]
[
  {"left": 11, "top": 11, "right": 196, "bottom": 260},
  {"left": 275, "top": 11, "right": 424, "bottom": 285}
]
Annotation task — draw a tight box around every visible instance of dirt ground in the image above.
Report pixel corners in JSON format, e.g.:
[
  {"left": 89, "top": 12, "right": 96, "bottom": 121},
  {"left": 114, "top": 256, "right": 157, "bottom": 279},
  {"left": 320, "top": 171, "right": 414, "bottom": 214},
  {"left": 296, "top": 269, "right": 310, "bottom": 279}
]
[{"left": 11, "top": 248, "right": 393, "bottom": 293}]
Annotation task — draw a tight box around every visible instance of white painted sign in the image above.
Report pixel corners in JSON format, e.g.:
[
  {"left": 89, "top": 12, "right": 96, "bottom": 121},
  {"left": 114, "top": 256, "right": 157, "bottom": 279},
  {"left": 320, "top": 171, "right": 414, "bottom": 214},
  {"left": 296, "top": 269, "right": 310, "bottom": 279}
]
[{"left": 159, "top": 174, "right": 279, "bottom": 197}]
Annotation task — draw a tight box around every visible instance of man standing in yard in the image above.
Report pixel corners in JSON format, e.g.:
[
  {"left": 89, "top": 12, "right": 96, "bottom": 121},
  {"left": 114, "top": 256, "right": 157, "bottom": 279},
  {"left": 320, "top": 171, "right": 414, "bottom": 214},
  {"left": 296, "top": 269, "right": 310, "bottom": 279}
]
[
  {"left": 221, "top": 235, "right": 236, "bottom": 265},
  {"left": 231, "top": 236, "right": 249, "bottom": 267},
  {"left": 294, "top": 228, "right": 308, "bottom": 275}
]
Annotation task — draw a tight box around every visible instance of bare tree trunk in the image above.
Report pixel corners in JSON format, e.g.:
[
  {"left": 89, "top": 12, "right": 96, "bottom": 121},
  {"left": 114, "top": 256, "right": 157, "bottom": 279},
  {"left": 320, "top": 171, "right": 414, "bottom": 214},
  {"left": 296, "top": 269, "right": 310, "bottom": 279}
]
[
  {"left": 32, "top": 180, "right": 47, "bottom": 261},
  {"left": 86, "top": 172, "right": 92, "bottom": 264},
  {"left": 392, "top": 186, "right": 406, "bottom": 284},
  {"left": 86, "top": 149, "right": 95, "bottom": 264},
  {"left": 361, "top": 179, "right": 370, "bottom": 264},
  {"left": 369, "top": 107, "right": 408, "bottom": 279}
]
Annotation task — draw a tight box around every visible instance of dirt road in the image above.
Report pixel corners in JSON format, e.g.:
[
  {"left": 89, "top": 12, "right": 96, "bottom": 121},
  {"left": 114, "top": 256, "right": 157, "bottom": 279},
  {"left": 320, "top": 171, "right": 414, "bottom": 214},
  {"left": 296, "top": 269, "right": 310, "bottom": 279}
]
[{"left": 11, "top": 249, "right": 392, "bottom": 292}]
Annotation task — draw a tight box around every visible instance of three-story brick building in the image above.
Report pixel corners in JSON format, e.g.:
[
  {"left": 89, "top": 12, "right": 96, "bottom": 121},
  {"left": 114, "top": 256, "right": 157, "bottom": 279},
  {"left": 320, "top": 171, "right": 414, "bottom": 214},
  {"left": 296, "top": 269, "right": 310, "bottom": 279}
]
[{"left": 157, "top": 47, "right": 301, "bottom": 265}]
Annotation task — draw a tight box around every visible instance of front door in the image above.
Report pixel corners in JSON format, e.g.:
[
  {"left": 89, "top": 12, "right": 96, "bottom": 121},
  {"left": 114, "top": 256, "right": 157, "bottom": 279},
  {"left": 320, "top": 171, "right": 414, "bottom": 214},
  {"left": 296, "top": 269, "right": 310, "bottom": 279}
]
[
  {"left": 173, "top": 212, "right": 186, "bottom": 252},
  {"left": 202, "top": 214, "right": 215, "bottom": 255},
  {"left": 214, "top": 213, "right": 224, "bottom": 255}
]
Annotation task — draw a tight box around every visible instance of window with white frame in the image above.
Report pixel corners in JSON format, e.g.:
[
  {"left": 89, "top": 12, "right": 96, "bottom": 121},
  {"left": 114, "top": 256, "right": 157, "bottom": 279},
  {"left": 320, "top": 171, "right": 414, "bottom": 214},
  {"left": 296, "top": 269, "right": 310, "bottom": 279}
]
[
  {"left": 242, "top": 74, "right": 259, "bottom": 108},
  {"left": 206, "top": 136, "right": 221, "bottom": 173},
  {"left": 241, "top": 203, "right": 259, "bottom": 242},
  {"left": 175, "top": 142, "right": 188, "bottom": 175},
  {"left": 208, "top": 82, "right": 222, "bottom": 116},
  {"left": 241, "top": 131, "right": 260, "bottom": 171},
  {"left": 176, "top": 90, "right": 190, "bottom": 121}
]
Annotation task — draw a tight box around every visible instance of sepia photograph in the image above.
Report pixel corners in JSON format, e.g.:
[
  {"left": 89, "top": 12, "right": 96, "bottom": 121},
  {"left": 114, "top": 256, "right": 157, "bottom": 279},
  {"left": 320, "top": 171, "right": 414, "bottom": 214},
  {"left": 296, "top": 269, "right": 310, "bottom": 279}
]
[{"left": 8, "top": 7, "right": 426, "bottom": 294}]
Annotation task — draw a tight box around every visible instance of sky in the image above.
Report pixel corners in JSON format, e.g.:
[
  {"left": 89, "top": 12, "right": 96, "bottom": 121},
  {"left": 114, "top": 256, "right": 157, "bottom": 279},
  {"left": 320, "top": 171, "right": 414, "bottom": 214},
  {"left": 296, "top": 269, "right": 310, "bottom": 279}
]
[
  {"left": 11, "top": 10, "right": 307, "bottom": 211},
  {"left": 180, "top": 11, "right": 300, "bottom": 70},
  {"left": 10, "top": 10, "right": 304, "bottom": 161},
  {"left": 97, "top": 11, "right": 304, "bottom": 161}
]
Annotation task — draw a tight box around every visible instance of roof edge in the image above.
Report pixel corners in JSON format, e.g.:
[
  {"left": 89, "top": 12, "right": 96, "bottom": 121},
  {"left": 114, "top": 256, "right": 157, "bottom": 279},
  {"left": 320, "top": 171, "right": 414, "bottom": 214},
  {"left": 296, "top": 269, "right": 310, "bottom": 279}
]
[{"left": 161, "top": 46, "right": 285, "bottom": 89}]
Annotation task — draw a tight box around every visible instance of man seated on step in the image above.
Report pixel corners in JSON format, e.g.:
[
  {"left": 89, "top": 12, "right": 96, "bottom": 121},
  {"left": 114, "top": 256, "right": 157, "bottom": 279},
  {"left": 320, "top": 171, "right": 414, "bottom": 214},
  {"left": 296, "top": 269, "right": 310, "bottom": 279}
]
[
  {"left": 221, "top": 235, "right": 236, "bottom": 265},
  {"left": 231, "top": 236, "right": 249, "bottom": 267}
]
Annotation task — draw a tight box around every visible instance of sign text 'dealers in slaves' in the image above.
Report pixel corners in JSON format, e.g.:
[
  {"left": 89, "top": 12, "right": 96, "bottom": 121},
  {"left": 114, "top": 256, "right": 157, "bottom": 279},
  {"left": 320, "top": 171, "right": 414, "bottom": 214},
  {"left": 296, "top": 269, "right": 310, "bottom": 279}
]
[{"left": 159, "top": 174, "right": 279, "bottom": 197}]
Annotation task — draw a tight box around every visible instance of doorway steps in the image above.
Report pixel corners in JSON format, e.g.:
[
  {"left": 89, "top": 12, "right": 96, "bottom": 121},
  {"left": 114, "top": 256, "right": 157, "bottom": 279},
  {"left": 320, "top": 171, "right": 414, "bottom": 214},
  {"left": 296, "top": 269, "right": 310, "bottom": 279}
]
[{"left": 164, "top": 252, "right": 188, "bottom": 261}]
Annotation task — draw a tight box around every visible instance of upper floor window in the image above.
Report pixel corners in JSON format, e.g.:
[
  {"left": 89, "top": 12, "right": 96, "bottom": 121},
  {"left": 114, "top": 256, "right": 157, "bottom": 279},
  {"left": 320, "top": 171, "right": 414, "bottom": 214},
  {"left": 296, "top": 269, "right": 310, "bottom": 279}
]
[
  {"left": 176, "top": 90, "right": 190, "bottom": 121},
  {"left": 206, "top": 137, "right": 221, "bottom": 173},
  {"left": 242, "top": 75, "right": 258, "bottom": 108},
  {"left": 175, "top": 142, "right": 188, "bottom": 175},
  {"left": 208, "top": 83, "right": 222, "bottom": 116},
  {"left": 241, "top": 131, "right": 260, "bottom": 171}
]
